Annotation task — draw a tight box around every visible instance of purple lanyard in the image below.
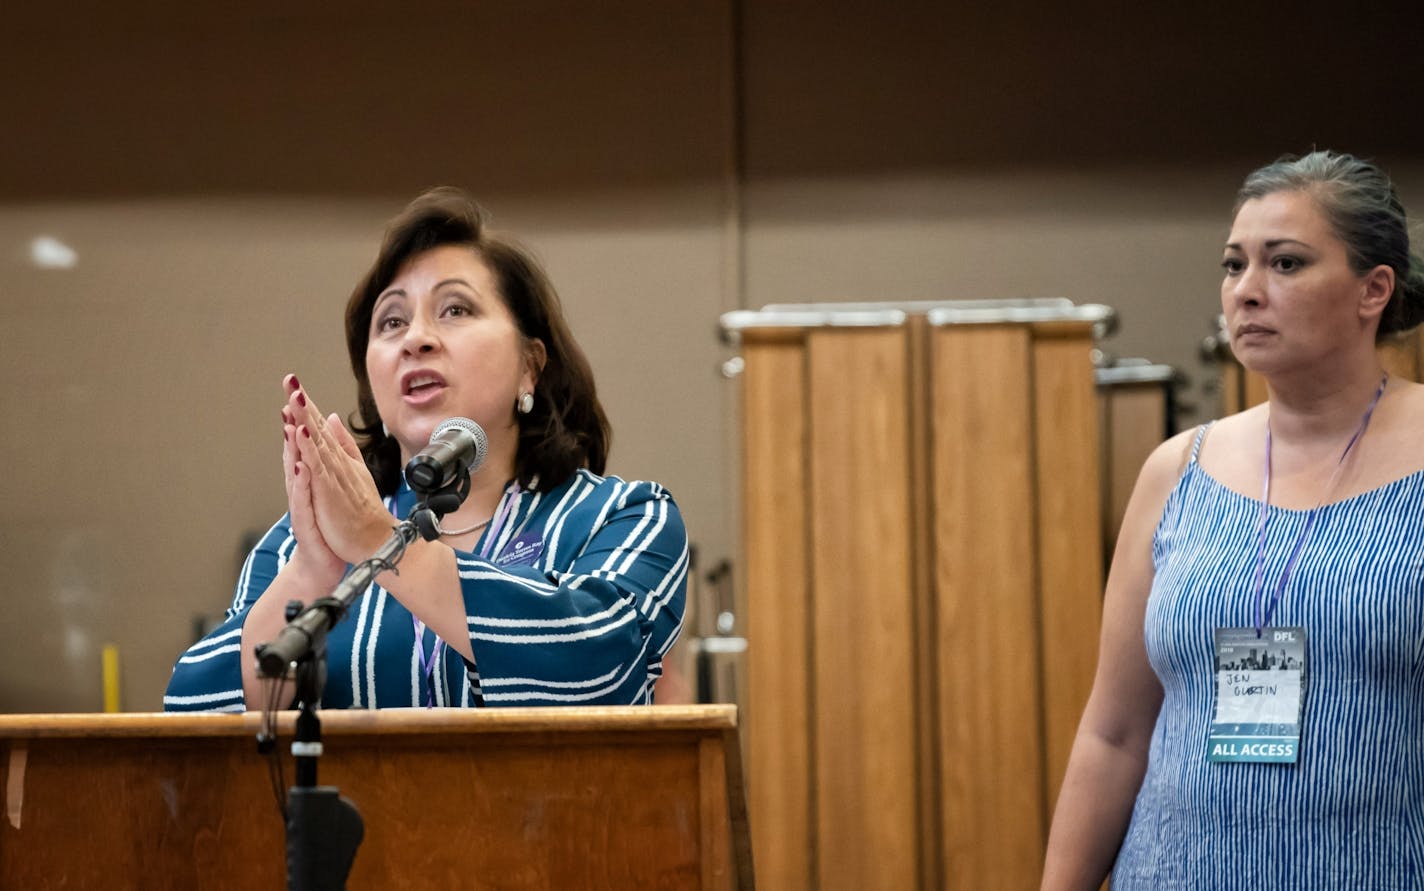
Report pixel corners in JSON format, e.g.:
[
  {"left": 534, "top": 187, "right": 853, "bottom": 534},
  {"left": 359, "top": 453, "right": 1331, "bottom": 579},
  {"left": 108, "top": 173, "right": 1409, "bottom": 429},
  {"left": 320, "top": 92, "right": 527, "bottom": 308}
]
[
  {"left": 408, "top": 481, "right": 522, "bottom": 706},
  {"left": 479, "top": 481, "right": 522, "bottom": 561},
  {"left": 1250, "top": 375, "right": 1387, "bottom": 636},
  {"left": 386, "top": 495, "right": 446, "bottom": 708},
  {"left": 412, "top": 619, "right": 442, "bottom": 708}
]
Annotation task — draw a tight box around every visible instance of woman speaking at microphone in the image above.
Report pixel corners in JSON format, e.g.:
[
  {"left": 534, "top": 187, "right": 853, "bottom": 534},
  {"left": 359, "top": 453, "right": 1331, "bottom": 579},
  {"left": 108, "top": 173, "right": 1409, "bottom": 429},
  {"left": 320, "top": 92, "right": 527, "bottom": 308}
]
[{"left": 164, "top": 188, "right": 688, "bottom": 711}]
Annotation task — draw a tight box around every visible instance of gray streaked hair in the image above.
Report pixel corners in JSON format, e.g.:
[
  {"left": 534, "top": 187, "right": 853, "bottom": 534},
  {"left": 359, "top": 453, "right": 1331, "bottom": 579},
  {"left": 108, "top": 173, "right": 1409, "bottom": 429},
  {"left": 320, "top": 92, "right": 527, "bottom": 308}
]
[{"left": 1235, "top": 150, "right": 1424, "bottom": 339}]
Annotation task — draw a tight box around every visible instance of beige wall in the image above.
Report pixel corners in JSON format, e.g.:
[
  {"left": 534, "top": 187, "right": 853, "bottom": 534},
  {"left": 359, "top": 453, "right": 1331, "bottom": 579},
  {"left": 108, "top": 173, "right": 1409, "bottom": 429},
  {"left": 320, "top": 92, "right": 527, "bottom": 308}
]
[
  {"left": 0, "top": 189, "right": 735, "bottom": 712},
  {"left": 3, "top": 1, "right": 1421, "bottom": 711},
  {"left": 743, "top": 168, "right": 1424, "bottom": 413}
]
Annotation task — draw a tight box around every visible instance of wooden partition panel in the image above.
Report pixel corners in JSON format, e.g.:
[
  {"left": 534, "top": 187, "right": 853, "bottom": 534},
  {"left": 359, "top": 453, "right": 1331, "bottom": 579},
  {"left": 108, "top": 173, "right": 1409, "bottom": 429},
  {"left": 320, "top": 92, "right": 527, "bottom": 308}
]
[
  {"left": 1100, "top": 383, "right": 1170, "bottom": 556},
  {"left": 930, "top": 325, "right": 1045, "bottom": 887},
  {"left": 0, "top": 707, "right": 750, "bottom": 890},
  {"left": 729, "top": 303, "right": 1108, "bottom": 889},
  {"left": 740, "top": 332, "right": 814, "bottom": 889},
  {"left": 906, "top": 316, "right": 943, "bottom": 891},
  {"left": 807, "top": 329, "right": 919, "bottom": 890},
  {"left": 1030, "top": 326, "right": 1105, "bottom": 814}
]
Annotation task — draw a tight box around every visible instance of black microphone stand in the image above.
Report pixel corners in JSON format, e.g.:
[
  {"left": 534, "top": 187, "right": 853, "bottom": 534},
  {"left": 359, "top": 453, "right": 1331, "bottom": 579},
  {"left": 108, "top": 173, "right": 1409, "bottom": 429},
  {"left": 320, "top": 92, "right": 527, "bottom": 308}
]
[{"left": 254, "top": 473, "right": 469, "bottom": 891}]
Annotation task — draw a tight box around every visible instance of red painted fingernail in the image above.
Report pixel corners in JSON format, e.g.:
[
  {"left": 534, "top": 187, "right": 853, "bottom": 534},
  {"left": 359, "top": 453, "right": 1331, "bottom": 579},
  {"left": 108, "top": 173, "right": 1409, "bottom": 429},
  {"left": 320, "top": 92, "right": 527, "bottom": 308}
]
[
  {"left": 301, "top": 426, "right": 311, "bottom": 439},
  {"left": 297, "top": 392, "right": 307, "bottom": 407},
  {"left": 288, "top": 374, "right": 300, "bottom": 390},
  {"left": 281, "top": 410, "right": 290, "bottom": 424},
  {"left": 294, "top": 464, "right": 301, "bottom": 476}
]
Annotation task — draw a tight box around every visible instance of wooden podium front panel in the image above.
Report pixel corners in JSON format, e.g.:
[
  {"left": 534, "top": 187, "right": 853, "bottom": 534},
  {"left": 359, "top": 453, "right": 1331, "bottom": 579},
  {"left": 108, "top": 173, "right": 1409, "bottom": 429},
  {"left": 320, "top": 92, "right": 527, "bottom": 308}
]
[
  {"left": 740, "top": 332, "right": 814, "bottom": 890},
  {"left": 930, "top": 325, "right": 1046, "bottom": 887},
  {"left": 1030, "top": 327, "right": 1104, "bottom": 817},
  {"left": 807, "top": 328, "right": 919, "bottom": 891},
  {"left": 0, "top": 708, "right": 746, "bottom": 890}
]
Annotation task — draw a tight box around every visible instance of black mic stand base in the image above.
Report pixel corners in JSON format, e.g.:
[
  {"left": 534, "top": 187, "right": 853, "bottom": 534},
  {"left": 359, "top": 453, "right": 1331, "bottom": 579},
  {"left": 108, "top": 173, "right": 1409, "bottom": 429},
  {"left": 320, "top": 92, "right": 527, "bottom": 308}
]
[{"left": 286, "top": 786, "right": 364, "bottom": 891}]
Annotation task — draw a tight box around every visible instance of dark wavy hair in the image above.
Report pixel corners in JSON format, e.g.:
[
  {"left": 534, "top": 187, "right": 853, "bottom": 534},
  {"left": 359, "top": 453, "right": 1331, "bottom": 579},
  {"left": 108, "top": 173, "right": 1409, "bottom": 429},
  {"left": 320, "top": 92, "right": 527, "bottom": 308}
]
[
  {"left": 344, "top": 187, "right": 610, "bottom": 496},
  {"left": 1235, "top": 150, "right": 1424, "bottom": 340}
]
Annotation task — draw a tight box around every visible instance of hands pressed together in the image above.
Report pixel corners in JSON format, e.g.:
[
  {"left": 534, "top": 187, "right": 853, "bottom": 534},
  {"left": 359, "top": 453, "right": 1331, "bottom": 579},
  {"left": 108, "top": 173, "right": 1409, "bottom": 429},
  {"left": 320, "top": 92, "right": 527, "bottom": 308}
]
[{"left": 279, "top": 373, "right": 395, "bottom": 584}]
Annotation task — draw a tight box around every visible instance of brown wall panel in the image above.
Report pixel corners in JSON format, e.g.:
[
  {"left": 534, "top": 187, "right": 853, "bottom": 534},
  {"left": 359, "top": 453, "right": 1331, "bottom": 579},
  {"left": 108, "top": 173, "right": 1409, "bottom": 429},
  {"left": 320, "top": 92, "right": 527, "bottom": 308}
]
[
  {"left": 740, "top": 2, "right": 1424, "bottom": 176},
  {"left": 0, "top": 3, "right": 730, "bottom": 199}
]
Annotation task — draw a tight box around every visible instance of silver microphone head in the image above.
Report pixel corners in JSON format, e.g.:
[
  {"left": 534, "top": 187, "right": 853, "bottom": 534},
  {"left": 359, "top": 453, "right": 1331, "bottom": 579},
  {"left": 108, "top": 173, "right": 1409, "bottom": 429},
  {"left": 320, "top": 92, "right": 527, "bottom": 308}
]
[{"left": 432, "top": 417, "right": 489, "bottom": 475}]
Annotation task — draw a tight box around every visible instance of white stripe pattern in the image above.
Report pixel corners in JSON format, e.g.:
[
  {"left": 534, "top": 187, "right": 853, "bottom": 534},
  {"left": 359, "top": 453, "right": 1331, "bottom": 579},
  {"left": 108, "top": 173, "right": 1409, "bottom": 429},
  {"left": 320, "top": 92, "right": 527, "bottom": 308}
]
[
  {"left": 176, "top": 643, "right": 241, "bottom": 664},
  {"left": 164, "top": 471, "right": 686, "bottom": 712}
]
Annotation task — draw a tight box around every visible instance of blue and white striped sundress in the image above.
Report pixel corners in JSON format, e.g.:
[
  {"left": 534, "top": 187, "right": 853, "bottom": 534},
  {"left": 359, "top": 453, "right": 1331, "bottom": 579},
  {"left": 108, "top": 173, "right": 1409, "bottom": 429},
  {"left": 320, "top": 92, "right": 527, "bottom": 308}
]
[{"left": 1113, "top": 423, "right": 1424, "bottom": 889}]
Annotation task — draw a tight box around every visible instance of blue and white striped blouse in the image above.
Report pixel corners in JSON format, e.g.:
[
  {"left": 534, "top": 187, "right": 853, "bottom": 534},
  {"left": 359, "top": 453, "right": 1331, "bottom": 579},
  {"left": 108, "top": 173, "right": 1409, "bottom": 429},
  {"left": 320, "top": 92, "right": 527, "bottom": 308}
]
[
  {"left": 1113, "top": 424, "right": 1424, "bottom": 888},
  {"left": 164, "top": 470, "right": 688, "bottom": 712}
]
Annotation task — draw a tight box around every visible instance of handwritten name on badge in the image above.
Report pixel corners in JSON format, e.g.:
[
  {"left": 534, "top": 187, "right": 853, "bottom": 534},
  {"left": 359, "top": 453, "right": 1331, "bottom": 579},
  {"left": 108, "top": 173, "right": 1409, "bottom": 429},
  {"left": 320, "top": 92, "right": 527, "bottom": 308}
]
[{"left": 1223, "top": 674, "right": 1280, "bottom": 697}]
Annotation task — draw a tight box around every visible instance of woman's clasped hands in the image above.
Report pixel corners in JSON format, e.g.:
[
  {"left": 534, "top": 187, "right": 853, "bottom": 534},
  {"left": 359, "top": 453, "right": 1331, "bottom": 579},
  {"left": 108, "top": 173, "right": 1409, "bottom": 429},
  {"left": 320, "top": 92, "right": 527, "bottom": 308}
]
[{"left": 279, "top": 373, "right": 395, "bottom": 585}]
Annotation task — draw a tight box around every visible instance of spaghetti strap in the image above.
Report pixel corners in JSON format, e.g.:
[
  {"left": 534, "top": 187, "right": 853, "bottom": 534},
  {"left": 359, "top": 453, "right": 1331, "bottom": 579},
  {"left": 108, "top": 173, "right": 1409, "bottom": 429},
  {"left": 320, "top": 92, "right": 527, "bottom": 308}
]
[{"left": 1187, "top": 421, "right": 1216, "bottom": 464}]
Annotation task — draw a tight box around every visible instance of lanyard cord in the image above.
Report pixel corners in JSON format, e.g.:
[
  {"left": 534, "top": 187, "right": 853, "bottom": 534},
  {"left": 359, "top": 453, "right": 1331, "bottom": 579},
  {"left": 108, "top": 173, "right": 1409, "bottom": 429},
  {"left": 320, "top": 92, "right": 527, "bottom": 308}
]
[
  {"left": 1250, "top": 375, "right": 1388, "bottom": 636},
  {"left": 406, "top": 480, "right": 523, "bottom": 706}
]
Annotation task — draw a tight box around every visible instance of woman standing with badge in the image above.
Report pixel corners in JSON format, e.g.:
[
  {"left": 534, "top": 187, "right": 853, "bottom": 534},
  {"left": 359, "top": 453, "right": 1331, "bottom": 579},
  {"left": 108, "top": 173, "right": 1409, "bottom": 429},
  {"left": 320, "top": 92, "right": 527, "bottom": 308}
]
[{"left": 1043, "top": 151, "right": 1424, "bottom": 888}]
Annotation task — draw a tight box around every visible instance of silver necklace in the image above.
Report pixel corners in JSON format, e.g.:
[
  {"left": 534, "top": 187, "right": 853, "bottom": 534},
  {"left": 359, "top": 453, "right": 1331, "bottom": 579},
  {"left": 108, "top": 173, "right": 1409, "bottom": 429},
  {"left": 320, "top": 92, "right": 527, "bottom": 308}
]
[{"left": 438, "top": 516, "right": 492, "bottom": 537}]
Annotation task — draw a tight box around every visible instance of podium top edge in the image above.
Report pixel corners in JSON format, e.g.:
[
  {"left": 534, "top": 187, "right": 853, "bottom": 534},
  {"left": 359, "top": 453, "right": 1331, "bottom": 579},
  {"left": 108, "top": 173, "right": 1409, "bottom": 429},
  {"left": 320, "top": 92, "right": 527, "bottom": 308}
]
[{"left": 0, "top": 704, "right": 738, "bottom": 739}]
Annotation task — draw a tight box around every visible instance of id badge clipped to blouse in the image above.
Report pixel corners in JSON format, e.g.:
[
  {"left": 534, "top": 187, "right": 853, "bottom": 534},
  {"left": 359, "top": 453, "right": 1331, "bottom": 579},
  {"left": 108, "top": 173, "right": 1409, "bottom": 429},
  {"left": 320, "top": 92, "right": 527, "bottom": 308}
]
[{"left": 1209, "top": 626, "right": 1307, "bottom": 764}]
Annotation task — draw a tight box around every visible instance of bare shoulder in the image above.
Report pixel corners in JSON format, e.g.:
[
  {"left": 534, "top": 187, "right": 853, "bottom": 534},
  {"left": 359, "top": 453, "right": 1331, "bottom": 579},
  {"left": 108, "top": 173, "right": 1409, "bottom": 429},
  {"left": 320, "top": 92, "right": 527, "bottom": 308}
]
[
  {"left": 1122, "top": 427, "right": 1202, "bottom": 530},
  {"left": 1138, "top": 426, "right": 1200, "bottom": 486},
  {"left": 1198, "top": 404, "right": 1267, "bottom": 449},
  {"left": 1126, "top": 407, "right": 1258, "bottom": 530}
]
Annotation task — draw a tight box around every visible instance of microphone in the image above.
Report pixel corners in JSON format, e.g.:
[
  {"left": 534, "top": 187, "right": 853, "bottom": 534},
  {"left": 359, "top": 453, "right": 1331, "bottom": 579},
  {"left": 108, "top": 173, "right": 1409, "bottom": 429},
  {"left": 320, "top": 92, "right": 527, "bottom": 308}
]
[{"left": 404, "top": 417, "right": 488, "bottom": 493}]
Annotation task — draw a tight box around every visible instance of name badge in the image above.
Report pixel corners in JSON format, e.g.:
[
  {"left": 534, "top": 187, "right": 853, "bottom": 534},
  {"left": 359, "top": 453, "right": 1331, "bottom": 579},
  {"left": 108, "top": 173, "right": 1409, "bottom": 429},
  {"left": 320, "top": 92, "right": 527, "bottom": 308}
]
[
  {"left": 1209, "top": 626, "right": 1307, "bottom": 764},
  {"left": 495, "top": 531, "right": 543, "bottom": 567}
]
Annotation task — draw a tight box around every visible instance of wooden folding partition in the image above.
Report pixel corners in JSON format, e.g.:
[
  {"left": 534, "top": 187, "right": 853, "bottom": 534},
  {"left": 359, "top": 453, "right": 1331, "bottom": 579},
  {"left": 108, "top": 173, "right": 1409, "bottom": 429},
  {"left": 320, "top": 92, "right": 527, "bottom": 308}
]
[
  {"left": 729, "top": 303, "right": 1107, "bottom": 889},
  {"left": 0, "top": 706, "right": 751, "bottom": 889},
  {"left": 740, "top": 319, "right": 920, "bottom": 890},
  {"left": 1096, "top": 363, "right": 1177, "bottom": 562}
]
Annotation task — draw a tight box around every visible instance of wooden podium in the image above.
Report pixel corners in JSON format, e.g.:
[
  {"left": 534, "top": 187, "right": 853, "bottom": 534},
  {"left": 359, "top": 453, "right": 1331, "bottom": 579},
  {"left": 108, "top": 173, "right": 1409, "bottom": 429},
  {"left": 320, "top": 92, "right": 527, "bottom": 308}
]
[{"left": 0, "top": 706, "right": 752, "bottom": 890}]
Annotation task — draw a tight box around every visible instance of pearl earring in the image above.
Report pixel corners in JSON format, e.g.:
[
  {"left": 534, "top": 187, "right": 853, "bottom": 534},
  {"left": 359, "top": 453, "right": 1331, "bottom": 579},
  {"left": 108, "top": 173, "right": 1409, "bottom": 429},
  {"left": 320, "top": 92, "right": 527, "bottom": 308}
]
[{"left": 518, "top": 392, "right": 534, "bottom": 414}]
